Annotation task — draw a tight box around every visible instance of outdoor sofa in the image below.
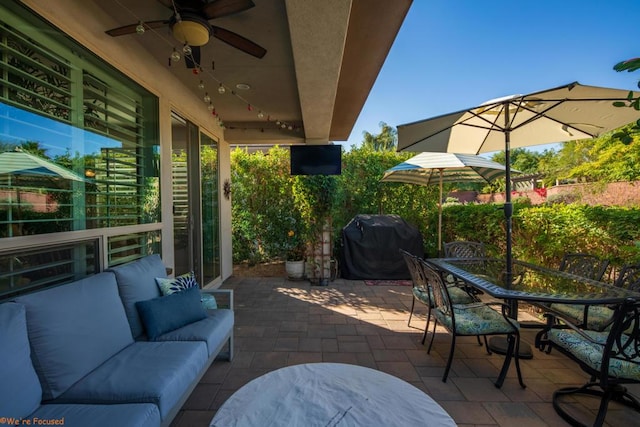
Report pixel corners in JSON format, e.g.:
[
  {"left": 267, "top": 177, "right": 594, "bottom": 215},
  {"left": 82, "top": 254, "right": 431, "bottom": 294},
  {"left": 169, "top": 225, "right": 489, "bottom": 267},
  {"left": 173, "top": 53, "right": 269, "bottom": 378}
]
[{"left": 0, "top": 254, "right": 233, "bottom": 427}]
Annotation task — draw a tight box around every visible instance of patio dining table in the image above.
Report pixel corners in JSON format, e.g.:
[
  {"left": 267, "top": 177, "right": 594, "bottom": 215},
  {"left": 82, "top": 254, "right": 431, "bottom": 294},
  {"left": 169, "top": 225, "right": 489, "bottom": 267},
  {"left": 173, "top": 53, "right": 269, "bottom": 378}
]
[{"left": 426, "top": 257, "right": 640, "bottom": 358}]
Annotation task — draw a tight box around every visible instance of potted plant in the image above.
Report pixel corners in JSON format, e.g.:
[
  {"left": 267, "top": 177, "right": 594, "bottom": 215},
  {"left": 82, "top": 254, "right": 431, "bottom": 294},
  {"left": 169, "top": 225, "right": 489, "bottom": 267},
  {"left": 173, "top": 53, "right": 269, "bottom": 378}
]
[{"left": 284, "top": 220, "right": 307, "bottom": 280}]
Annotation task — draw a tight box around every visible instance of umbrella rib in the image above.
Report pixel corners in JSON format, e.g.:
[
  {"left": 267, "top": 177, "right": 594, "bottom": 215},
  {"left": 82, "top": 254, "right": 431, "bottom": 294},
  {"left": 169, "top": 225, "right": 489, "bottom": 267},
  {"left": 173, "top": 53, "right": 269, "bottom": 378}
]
[
  {"left": 509, "top": 98, "right": 606, "bottom": 137},
  {"left": 404, "top": 127, "right": 456, "bottom": 151}
]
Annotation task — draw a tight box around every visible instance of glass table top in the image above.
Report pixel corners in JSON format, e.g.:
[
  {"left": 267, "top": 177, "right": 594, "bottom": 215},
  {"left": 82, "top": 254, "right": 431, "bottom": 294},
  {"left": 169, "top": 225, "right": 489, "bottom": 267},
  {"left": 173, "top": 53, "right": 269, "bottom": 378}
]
[{"left": 427, "top": 258, "right": 640, "bottom": 304}]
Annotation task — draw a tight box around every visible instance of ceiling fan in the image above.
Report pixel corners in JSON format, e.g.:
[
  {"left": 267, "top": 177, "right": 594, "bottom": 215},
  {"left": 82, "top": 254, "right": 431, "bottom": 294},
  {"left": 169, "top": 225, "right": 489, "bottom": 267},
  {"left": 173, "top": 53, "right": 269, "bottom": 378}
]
[{"left": 105, "top": 0, "right": 266, "bottom": 68}]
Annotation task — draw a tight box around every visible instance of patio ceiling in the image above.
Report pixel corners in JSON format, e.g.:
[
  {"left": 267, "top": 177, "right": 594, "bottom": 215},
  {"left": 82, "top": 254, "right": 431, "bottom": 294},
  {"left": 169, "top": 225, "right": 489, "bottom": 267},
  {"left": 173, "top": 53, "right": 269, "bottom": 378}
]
[{"left": 92, "top": 0, "right": 412, "bottom": 145}]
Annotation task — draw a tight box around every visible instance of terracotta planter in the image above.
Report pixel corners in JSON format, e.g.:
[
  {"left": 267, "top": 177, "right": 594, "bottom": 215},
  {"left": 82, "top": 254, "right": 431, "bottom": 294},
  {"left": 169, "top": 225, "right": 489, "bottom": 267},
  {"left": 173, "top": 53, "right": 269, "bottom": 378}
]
[{"left": 285, "top": 260, "right": 305, "bottom": 280}]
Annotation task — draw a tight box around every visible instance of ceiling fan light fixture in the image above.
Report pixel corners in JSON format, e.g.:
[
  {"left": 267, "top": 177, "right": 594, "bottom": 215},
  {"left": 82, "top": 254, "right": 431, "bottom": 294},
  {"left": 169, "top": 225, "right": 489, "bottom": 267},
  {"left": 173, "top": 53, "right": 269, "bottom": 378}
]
[{"left": 172, "top": 20, "right": 210, "bottom": 46}]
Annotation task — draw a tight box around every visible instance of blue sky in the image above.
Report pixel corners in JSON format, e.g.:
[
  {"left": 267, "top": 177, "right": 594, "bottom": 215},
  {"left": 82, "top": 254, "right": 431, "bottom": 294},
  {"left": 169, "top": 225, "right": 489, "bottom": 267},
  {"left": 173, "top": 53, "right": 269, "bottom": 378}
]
[{"left": 342, "top": 0, "right": 640, "bottom": 151}]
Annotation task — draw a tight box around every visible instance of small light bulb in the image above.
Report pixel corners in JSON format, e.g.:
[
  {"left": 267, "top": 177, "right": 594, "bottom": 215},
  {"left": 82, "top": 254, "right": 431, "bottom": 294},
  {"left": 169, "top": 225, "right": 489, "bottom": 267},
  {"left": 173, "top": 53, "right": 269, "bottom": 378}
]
[
  {"left": 135, "top": 23, "right": 145, "bottom": 34},
  {"left": 281, "top": 123, "right": 286, "bottom": 129},
  {"left": 204, "top": 93, "right": 211, "bottom": 103},
  {"left": 217, "top": 84, "right": 226, "bottom": 94},
  {"left": 257, "top": 111, "right": 264, "bottom": 119},
  {"left": 288, "top": 125, "right": 293, "bottom": 130},
  {"left": 182, "top": 44, "right": 192, "bottom": 55},
  {"left": 276, "top": 120, "right": 281, "bottom": 125},
  {"left": 170, "top": 49, "right": 181, "bottom": 62},
  {"left": 207, "top": 103, "right": 214, "bottom": 111},
  {"left": 198, "top": 80, "right": 205, "bottom": 90}
]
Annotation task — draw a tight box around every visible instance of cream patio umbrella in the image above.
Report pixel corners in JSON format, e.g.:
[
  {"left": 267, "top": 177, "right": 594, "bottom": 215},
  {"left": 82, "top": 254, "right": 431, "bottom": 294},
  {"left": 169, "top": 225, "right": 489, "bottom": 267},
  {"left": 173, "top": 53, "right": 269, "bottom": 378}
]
[
  {"left": 396, "top": 82, "right": 640, "bottom": 290},
  {"left": 0, "top": 149, "right": 86, "bottom": 237},
  {"left": 381, "top": 152, "right": 516, "bottom": 254}
]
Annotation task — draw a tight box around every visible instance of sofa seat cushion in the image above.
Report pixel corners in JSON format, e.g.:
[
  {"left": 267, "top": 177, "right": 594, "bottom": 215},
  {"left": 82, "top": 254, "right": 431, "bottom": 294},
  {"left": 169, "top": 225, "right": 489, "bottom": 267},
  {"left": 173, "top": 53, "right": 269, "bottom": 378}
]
[
  {"left": 157, "top": 308, "right": 234, "bottom": 356},
  {"left": 56, "top": 341, "right": 208, "bottom": 420},
  {"left": 136, "top": 286, "right": 208, "bottom": 340},
  {"left": 15, "top": 272, "right": 134, "bottom": 400},
  {"left": 32, "top": 403, "right": 160, "bottom": 427},
  {"left": 0, "top": 302, "right": 42, "bottom": 419},
  {"left": 108, "top": 254, "right": 167, "bottom": 338}
]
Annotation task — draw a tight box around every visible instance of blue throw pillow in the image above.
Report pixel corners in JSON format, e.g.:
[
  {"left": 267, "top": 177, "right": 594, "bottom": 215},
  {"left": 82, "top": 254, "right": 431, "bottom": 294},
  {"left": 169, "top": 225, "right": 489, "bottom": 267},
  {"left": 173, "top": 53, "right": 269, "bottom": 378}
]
[
  {"left": 135, "top": 286, "right": 208, "bottom": 340},
  {"left": 156, "top": 271, "right": 217, "bottom": 309}
]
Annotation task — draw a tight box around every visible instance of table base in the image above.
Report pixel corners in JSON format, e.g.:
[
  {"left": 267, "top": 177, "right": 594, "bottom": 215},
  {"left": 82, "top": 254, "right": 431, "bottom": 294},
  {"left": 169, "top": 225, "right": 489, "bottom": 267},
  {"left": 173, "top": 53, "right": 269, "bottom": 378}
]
[{"left": 488, "top": 336, "right": 533, "bottom": 359}]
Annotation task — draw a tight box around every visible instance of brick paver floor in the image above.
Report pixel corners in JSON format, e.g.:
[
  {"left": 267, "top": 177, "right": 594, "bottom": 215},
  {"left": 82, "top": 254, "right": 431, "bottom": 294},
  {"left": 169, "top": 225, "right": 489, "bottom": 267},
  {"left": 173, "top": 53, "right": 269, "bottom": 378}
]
[{"left": 172, "top": 276, "right": 639, "bottom": 427}]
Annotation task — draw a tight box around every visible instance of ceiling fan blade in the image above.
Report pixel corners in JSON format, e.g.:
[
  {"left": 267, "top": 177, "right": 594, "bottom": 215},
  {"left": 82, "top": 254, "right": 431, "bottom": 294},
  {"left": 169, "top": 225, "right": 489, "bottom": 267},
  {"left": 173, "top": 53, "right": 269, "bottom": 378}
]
[
  {"left": 211, "top": 26, "right": 266, "bottom": 58},
  {"left": 203, "top": 0, "right": 255, "bottom": 19},
  {"left": 106, "top": 20, "right": 168, "bottom": 37},
  {"left": 185, "top": 45, "right": 201, "bottom": 69},
  {"left": 156, "top": 0, "right": 174, "bottom": 8}
]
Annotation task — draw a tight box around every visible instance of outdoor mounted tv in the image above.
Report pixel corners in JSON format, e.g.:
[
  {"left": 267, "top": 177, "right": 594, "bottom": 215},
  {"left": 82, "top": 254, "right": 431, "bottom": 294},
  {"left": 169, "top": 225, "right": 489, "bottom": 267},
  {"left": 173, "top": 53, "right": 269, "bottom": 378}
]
[{"left": 290, "top": 145, "right": 342, "bottom": 175}]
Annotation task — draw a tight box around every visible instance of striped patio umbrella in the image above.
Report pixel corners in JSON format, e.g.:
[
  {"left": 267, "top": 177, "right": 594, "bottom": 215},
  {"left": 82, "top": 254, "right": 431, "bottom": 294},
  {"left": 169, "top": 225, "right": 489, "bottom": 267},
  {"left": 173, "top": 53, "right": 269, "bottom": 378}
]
[{"left": 382, "top": 152, "right": 516, "bottom": 254}]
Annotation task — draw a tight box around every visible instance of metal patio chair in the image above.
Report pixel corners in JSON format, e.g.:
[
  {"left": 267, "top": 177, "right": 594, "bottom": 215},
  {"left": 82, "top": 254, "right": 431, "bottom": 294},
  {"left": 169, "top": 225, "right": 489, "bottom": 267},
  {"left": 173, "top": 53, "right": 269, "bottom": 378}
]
[
  {"left": 539, "top": 297, "right": 640, "bottom": 426},
  {"left": 401, "top": 249, "right": 476, "bottom": 345},
  {"left": 549, "top": 253, "right": 611, "bottom": 331},
  {"left": 421, "top": 258, "right": 525, "bottom": 388},
  {"left": 443, "top": 241, "right": 487, "bottom": 259}
]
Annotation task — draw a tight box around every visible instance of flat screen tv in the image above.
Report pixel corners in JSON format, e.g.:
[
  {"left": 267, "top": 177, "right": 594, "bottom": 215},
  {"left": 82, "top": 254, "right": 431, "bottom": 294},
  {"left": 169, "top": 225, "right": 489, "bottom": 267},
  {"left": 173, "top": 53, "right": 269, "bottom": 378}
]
[{"left": 290, "top": 145, "right": 341, "bottom": 175}]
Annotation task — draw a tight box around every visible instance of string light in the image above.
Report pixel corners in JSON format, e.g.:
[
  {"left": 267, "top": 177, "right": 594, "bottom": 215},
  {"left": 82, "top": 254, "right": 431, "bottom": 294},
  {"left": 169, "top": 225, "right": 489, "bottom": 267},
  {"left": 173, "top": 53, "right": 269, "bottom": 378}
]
[{"left": 109, "top": 1, "right": 301, "bottom": 133}]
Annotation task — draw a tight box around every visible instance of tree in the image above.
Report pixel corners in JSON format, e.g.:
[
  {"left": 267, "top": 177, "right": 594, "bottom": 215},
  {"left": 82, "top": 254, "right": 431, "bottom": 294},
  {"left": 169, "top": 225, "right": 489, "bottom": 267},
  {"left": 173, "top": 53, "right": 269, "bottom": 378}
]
[
  {"left": 361, "top": 121, "right": 397, "bottom": 151},
  {"left": 490, "top": 148, "right": 544, "bottom": 174},
  {"left": 612, "top": 57, "right": 640, "bottom": 141}
]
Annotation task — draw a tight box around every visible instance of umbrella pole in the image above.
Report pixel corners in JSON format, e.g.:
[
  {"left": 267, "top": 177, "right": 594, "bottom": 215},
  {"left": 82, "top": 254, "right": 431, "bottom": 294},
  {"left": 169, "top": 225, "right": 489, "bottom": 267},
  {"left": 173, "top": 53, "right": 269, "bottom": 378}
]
[
  {"left": 503, "top": 103, "right": 514, "bottom": 307},
  {"left": 487, "top": 102, "right": 533, "bottom": 360},
  {"left": 438, "top": 168, "right": 443, "bottom": 256}
]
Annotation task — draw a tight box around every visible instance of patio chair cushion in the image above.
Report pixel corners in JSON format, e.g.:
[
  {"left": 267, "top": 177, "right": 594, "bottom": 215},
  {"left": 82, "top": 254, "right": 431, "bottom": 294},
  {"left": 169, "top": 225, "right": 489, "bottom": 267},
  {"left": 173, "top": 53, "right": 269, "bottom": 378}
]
[
  {"left": 135, "top": 286, "right": 208, "bottom": 340},
  {"left": 419, "top": 286, "right": 474, "bottom": 306},
  {"left": 547, "top": 328, "right": 640, "bottom": 379},
  {"left": 15, "top": 272, "right": 134, "bottom": 401},
  {"left": 551, "top": 303, "right": 614, "bottom": 331},
  {"left": 412, "top": 287, "right": 430, "bottom": 305},
  {"left": 55, "top": 341, "right": 208, "bottom": 420},
  {"left": 108, "top": 254, "right": 167, "bottom": 339},
  {"left": 447, "top": 286, "right": 476, "bottom": 304},
  {"left": 434, "top": 304, "right": 520, "bottom": 336},
  {"left": 0, "top": 302, "right": 42, "bottom": 418}
]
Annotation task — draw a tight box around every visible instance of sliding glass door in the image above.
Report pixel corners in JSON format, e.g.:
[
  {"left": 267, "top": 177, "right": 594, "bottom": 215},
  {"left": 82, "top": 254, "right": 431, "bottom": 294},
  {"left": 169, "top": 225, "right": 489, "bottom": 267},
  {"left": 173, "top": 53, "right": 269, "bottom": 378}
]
[{"left": 171, "top": 113, "right": 220, "bottom": 285}]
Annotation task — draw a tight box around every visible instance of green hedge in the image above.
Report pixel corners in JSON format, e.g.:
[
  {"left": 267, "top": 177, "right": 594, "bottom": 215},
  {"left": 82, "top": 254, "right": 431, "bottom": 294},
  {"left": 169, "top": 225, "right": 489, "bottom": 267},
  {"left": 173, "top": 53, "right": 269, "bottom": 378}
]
[{"left": 231, "top": 146, "right": 640, "bottom": 273}]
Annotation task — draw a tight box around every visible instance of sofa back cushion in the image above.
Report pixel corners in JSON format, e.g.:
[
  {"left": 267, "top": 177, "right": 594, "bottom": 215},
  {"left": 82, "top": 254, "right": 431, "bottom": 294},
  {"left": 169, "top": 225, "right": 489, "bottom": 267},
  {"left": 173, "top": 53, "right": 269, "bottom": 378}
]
[
  {"left": 15, "top": 272, "right": 133, "bottom": 400},
  {"left": 108, "top": 254, "right": 167, "bottom": 338},
  {"left": 0, "top": 302, "right": 42, "bottom": 418}
]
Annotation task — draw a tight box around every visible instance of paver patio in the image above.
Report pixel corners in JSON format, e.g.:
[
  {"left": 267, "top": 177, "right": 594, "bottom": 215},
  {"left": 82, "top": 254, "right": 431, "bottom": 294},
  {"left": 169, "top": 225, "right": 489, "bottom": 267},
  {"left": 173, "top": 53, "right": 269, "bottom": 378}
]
[{"left": 172, "top": 275, "right": 639, "bottom": 427}]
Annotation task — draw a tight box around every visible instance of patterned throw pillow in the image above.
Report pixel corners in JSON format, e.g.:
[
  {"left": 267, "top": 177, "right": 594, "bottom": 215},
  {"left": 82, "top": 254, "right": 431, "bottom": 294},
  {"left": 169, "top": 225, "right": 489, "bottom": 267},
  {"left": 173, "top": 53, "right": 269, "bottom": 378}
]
[
  {"left": 156, "top": 271, "right": 198, "bottom": 295},
  {"left": 155, "top": 272, "right": 217, "bottom": 309}
]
